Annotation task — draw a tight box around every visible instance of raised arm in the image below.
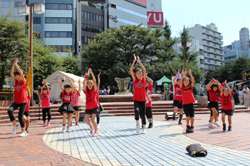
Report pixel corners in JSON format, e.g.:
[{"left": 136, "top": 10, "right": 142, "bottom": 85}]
[
  {"left": 89, "top": 68, "right": 97, "bottom": 92},
  {"left": 15, "top": 59, "right": 26, "bottom": 84},
  {"left": 220, "top": 83, "right": 224, "bottom": 96},
  {"left": 214, "top": 79, "right": 221, "bottom": 88},
  {"left": 137, "top": 56, "right": 147, "bottom": 81},
  {"left": 60, "top": 76, "right": 65, "bottom": 92},
  {"left": 40, "top": 81, "right": 46, "bottom": 94},
  {"left": 179, "top": 69, "right": 186, "bottom": 88},
  {"left": 206, "top": 78, "right": 215, "bottom": 90},
  {"left": 225, "top": 80, "right": 231, "bottom": 95},
  {"left": 67, "top": 77, "right": 74, "bottom": 92},
  {"left": 43, "top": 79, "right": 50, "bottom": 93},
  {"left": 129, "top": 54, "right": 137, "bottom": 81},
  {"left": 27, "top": 86, "right": 31, "bottom": 98},
  {"left": 83, "top": 72, "right": 88, "bottom": 92},
  {"left": 97, "top": 72, "right": 101, "bottom": 90},
  {"left": 173, "top": 70, "right": 180, "bottom": 86},
  {"left": 10, "top": 59, "right": 17, "bottom": 82},
  {"left": 78, "top": 79, "right": 81, "bottom": 94},
  {"left": 189, "top": 68, "right": 195, "bottom": 87},
  {"left": 146, "top": 74, "right": 154, "bottom": 86}
]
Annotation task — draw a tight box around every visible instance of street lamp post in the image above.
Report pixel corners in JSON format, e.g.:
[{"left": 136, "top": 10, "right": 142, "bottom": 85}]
[
  {"left": 18, "top": 3, "right": 45, "bottom": 105},
  {"left": 176, "top": 40, "right": 192, "bottom": 69}
]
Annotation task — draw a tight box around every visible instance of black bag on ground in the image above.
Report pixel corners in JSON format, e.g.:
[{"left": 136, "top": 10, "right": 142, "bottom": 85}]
[{"left": 186, "top": 144, "right": 207, "bottom": 157}]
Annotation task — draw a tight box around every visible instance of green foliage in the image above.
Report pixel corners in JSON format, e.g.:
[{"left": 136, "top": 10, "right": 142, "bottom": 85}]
[
  {"left": 0, "top": 11, "right": 29, "bottom": 91},
  {"left": 204, "top": 56, "right": 250, "bottom": 84},
  {"left": 62, "top": 55, "right": 81, "bottom": 76}
]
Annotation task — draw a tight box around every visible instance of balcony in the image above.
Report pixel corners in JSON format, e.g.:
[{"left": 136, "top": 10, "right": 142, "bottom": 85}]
[
  {"left": 220, "top": 35, "right": 223, "bottom": 39},
  {"left": 199, "top": 55, "right": 205, "bottom": 59}
]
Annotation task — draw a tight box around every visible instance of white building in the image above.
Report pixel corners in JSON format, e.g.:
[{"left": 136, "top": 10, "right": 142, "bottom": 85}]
[
  {"left": 187, "top": 23, "right": 224, "bottom": 70},
  {"left": 240, "top": 27, "right": 250, "bottom": 51},
  {"left": 107, "top": 0, "right": 147, "bottom": 29},
  {"left": 0, "top": 0, "right": 26, "bottom": 21},
  {"left": 147, "top": 0, "right": 162, "bottom": 12}
]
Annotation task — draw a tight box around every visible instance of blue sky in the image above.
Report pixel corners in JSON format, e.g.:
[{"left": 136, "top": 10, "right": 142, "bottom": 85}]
[{"left": 162, "top": 0, "right": 250, "bottom": 46}]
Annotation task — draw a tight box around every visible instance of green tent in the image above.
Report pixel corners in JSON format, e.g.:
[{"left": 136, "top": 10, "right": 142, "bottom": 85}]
[{"left": 155, "top": 75, "right": 172, "bottom": 83}]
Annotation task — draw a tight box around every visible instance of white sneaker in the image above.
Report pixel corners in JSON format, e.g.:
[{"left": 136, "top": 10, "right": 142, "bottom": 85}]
[
  {"left": 20, "top": 131, "right": 28, "bottom": 137},
  {"left": 67, "top": 127, "right": 71, "bottom": 132},
  {"left": 214, "top": 121, "right": 221, "bottom": 127},
  {"left": 12, "top": 125, "right": 19, "bottom": 134},
  {"left": 208, "top": 122, "right": 216, "bottom": 129},
  {"left": 136, "top": 125, "right": 140, "bottom": 134},
  {"left": 142, "top": 128, "right": 147, "bottom": 134},
  {"left": 97, "top": 124, "right": 99, "bottom": 129},
  {"left": 62, "top": 126, "right": 66, "bottom": 133}
]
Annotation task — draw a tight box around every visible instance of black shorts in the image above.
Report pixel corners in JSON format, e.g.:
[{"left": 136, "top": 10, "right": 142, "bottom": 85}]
[
  {"left": 208, "top": 101, "right": 219, "bottom": 116},
  {"left": 58, "top": 103, "right": 74, "bottom": 114},
  {"left": 73, "top": 106, "right": 79, "bottom": 111},
  {"left": 173, "top": 100, "right": 183, "bottom": 109},
  {"left": 85, "top": 107, "right": 99, "bottom": 115},
  {"left": 221, "top": 109, "right": 233, "bottom": 116},
  {"left": 183, "top": 104, "right": 195, "bottom": 117},
  {"left": 23, "top": 112, "right": 30, "bottom": 117}
]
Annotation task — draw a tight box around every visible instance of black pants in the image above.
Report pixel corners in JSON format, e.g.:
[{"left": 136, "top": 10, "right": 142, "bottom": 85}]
[
  {"left": 146, "top": 107, "right": 153, "bottom": 123},
  {"left": 134, "top": 101, "right": 146, "bottom": 125},
  {"left": 7, "top": 102, "right": 27, "bottom": 128},
  {"left": 42, "top": 108, "right": 51, "bottom": 122}
]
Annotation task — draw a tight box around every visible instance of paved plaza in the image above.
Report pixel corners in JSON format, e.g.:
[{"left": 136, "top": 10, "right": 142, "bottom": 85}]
[{"left": 1, "top": 113, "right": 250, "bottom": 166}]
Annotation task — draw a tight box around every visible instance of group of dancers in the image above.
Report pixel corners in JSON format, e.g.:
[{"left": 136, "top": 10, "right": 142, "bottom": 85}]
[{"left": 7, "top": 55, "right": 233, "bottom": 137}]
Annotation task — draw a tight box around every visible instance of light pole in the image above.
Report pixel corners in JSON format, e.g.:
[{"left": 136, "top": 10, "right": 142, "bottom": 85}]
[
  {"left": 176, "top": 40, "right": 192, "bottom": 69},
  {"left": 18, "top": 3, "right": 45, "bottom": 105}
]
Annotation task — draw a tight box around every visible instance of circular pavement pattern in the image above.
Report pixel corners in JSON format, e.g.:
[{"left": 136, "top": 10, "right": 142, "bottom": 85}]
[{"left": 43, "top": 117, "right": 250, "bottom": 166}]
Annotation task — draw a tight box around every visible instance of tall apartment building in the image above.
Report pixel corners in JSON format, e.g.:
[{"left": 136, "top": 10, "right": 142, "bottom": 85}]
[
  {"left": 107, "top": 0, "right": 147, "bottom": 29},
  {"left": 240, "top": 27, "right": 250, "bottom": 51},
  {"left": 187, "top": 23, "right": 224, "bottom": 69},
  {"left": 0, "top": 0, "right": 26, "bottom": 21},
  {"left": 29, "top": 0, "right": 75, "bottom": 57}
]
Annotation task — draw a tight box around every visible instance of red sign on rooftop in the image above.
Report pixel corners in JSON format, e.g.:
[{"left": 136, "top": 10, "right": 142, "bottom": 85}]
[{"left": 147, "top": 11, "right": 164, "bottom": 27}]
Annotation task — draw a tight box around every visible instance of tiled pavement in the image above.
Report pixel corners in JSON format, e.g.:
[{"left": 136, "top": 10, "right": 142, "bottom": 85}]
[{"left": 43, "top": 117, "right": 250, "bottom": 166}]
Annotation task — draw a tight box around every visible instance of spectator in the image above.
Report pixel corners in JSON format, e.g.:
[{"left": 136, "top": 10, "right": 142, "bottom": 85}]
[
  {"left": 107, "top": 86, "right": 110, "bottom": 95},
  {"left": 232, "top": 87, "right": 239, "bottom": 105},
  {"left": 242, "top": 85, "right": 249, "bottom": 107},
  {"left": 109, "top": 86, "right": 115, "bottom": 95},
  {"left": 238, "top": 89, "right": 243, "bottom": 104},
  {"left": 163, "top": 82, "right": 169, "bottom": 100},
  {"left": 102, "top": 86, "right": 107, "bottom": 95}
]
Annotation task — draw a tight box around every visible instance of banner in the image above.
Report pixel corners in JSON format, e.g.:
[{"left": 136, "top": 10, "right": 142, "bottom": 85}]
[{"left": 147, "top": 11, "right": 164, "bottom": 26}]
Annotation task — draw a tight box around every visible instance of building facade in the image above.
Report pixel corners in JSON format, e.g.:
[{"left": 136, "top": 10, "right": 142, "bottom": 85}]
[
  {"left": 187, "top": 23, "right": 224, "bottom": 69},
  {"left": 240, "top": 27, "right": 250, "bottom": 51},
  {"left": 0, "top": 0, "right": 26, "bottom": 21},
  {"left": 147, "top": 0, "right": 162, "bottom": 12},
  {"left": 29, "top": 0, "right": 75, "bottom": 57}
]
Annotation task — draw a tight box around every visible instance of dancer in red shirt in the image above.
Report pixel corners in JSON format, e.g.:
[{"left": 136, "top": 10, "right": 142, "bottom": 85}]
[
  {"left": 180, "top": 68, "right": 195, "bottom": 133},
  {"left": 173, "top": 70, "right": 184, "bottom": 125},
  {"left": 41, "top": 79, "right": 51, "bottom": 127},
  {"left": 130, "top": 54, "right": 147, "bottom": 134},
  {"left": 23, "top": 87, "right": 31, "bottom": 133},
  {"left": 58, "top": 76, "right": 74, "bottom": 132},
  {"left": 145, "top": 73, "right": 154, "bottom": 128},
  {"left": 83, "top": 68, "right": 100, "bottom": 137},
  {"left": 7, "top": 59, "right": 28, "bottom": 137},
  {"left": 71, "top": 79, "right": 81, "bottom": 125},
  {"left": 206, "top": 78, "right": 221, "bottom": 129},
  {"left": 220, "top": 80, "right": 233, "bottom": 131}
]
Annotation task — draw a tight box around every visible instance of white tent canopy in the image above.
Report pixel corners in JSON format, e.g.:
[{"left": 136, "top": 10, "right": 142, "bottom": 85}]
[{"left": 45, "top": 71, "right": 85, "bottom": 103}]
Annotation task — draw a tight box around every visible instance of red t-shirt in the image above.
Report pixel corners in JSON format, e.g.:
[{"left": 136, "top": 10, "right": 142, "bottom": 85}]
[
  {"left": 41, "top": 92, "right": 51, "bottom": 109},
  {"left": 84, "top": 88, "right": 99, "bottom": 110},
  {"left": 174, "top": 84, "right": 182, "bottom": 101},
  {"left": 133, "top": 78, "right": 146, "bottom": 101},
  {"left": 14, "top": 80, "right": 28, "bottom": 104},
  {"left": 62, "top": 91, "right": 72, "bottom": 103},
  {"left": 96, "top": 90, "right": 100, "bottom": 101},
  {"left": 25, "top": 97, "right": 31, "bottom": 112},
  {"left": 181, "top": 86, "right": 195, "bottom": 105},
  {"left": 146, "top": 84, "right": 153, "bottom": 108},
  {"left": 209, "top": 89, "right": 220, "bottom": 102},
  {"left": 221, "top": 94, "right": 233, "bottom": 110}
]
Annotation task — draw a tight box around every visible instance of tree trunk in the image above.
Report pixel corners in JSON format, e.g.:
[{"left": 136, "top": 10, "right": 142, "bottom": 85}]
[{"left": 0, "top": 66, "right": 6, "bottom": 91}]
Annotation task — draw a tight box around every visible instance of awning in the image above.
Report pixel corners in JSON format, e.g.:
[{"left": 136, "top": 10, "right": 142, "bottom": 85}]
[{"left": 235, "top": 80, "right": 250, "bottom": 85}]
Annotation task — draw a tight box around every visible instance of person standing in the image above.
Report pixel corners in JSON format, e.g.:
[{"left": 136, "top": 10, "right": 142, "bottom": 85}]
[
  {"left": 145, "top": 74, "right": 154, "bottom": 128},
  {"left": 41, "top": 79, "right": 51, "bottom": 127},
  {"left": 232, "top": 87, "right": 239, "bottom": 105},
  {"left": 7, "top": 58, "right": 28, "bottom": 137},
  {"left": 242, "top": 85, "right": 249, "bottom": 107},
  {"left": 71, "top": 79, "right": 81, "bottom": 125},
  {"left": 163, "top": 82, "right": 169, "bottom": 100}
]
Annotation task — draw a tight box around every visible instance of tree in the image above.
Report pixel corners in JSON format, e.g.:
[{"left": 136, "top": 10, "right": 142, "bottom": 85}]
[
  {"left": 156, "top": 20, "right": 176, "bottom": 62},
  {"left": 62, "top": 55, "right": 81, "bottom": 76},
  {"left": 177, "top": 26, "right": 199, "bottom": 63},
  {"left": 0, "top": 12, "right": 29, "bottom": 91}
]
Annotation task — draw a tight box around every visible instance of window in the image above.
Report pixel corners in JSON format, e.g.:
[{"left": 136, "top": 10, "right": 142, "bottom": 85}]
[
  {"left": 51, "top": 45, "right": 72, "bottom": 52},
  {"left": 99, "top": 15, "right": 103, "bottom": 22},
  {"left": 34, "top": 32, "right": 41, "bottom": 39},
  {"left": 87, "top": 12, "right": 90, "bottom": 19},
  {"left": 3, "top": 1, "right": 11, "bottom": 8},
  {"left": 59, "top": 18, "right": 67, "bottom": 23},
  {"left": 15, "top": 2, "right": 22, "bottom": 8},
  {"left": 46, "top": 3, "right": 72, "bottom": 10},
  {"left": 45, "top": 31, "right": 72, "bottom": 38},
  {"left": 33, "top": 17, "right": 41, "bottom": 24},
  {"left": 45, "top": 17, "right": 72, "bottom": 24},
  {"left": 111, "top": 4, "right": 116, "bottom": 9},
  {"left": 81, "top": 11, "right": 84, "bottom": 18}
]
